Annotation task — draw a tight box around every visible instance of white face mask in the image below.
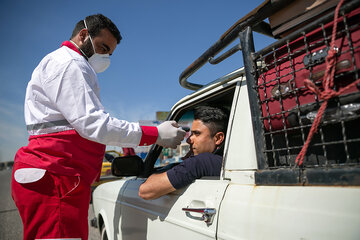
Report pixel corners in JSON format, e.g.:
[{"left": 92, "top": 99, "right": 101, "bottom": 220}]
[
  {"left": 84, "top": 20, "right": 111, "bottom": 73},
  {"left": 88, "top": 53, "right": 110, "bottom": 73}
]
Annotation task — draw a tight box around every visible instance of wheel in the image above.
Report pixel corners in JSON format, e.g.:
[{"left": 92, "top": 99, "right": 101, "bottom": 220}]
[{"left": 101, "top": 224, "right": 108, "bottom": 240}]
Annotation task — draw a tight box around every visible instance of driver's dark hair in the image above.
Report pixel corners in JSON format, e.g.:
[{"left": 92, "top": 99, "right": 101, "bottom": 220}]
[
  {"left": 70, "top": 14, "right": 122, "bottom": 44},
  {"left": 193, "top": 105, "right": 229, "bottom": 137}
]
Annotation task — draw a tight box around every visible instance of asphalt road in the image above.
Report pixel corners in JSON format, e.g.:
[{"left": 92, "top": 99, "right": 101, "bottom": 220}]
[
  {"left": 0, "top": 169, "right": 100, "bottom": 240},
  {"left": 0, "top": 169, "right": 22, "bottom": 239}
]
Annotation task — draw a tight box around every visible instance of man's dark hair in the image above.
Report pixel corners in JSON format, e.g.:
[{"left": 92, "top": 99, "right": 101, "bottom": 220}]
[
  {"left": 70, "top": 14, "right": 122, "bottom": 44},
  {"left": 193, "top": 106, "right": 229, "bottom": 137}
]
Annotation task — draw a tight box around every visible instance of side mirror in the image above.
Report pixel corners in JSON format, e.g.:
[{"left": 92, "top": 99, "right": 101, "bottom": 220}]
[
  {"left": 104, "top": 153, "right": 115, "bottom": 162},
  {"left": 111, "top": 155, "right": 144, "bottom": 177}
]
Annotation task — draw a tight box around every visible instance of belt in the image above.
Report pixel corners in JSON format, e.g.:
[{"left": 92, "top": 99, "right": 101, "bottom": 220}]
[{"left": 26, "top": 119, "right": 71, "bottom": 131}]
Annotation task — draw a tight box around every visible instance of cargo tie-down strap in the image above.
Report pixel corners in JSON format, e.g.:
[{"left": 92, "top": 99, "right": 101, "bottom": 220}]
[{"left": 296, "top": 0, "right": 360, "bottom": 166}]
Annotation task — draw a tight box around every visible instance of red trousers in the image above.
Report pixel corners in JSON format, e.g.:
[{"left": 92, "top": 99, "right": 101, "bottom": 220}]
[{"left": 11, "top": 162, "right": 91, "bottom": 240}]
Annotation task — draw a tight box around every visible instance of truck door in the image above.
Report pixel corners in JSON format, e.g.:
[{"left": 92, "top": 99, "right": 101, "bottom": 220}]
[
  {"left": 116, "top": 177, "right": 228, "bottom": 240},
  {"left": 113, "top": 83, "right": 238, "bottom": 240}
]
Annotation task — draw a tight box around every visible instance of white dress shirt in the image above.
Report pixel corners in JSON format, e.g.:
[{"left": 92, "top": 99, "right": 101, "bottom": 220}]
[{"left": 24, "top": 45, "right": 142, "bottom": 147}]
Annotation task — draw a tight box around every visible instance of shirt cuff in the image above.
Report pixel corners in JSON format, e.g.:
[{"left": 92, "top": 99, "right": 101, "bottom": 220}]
[{"left": 139, "top": 126, "right": 158, "bottom": 146}]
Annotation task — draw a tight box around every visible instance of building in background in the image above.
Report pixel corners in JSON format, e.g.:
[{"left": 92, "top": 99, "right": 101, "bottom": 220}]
[
  {"left": 0, "top": 161, "right": 14, "bottom": 170},
  {"left": 156, "top": 111, "right": 169, "bottom": 121}
]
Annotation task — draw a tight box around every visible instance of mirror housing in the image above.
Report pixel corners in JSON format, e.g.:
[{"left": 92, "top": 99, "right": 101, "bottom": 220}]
[
  {"left": 111, "top": 155, "right": 144, "bottom": 177},
  {"left": 104, "top": 153, "right": 115, "bottom": 162}
]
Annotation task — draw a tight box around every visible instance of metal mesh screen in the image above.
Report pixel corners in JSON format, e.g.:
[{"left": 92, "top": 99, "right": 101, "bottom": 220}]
[{"left": 253, "top": 8, "right": 360, "bottom": 169}]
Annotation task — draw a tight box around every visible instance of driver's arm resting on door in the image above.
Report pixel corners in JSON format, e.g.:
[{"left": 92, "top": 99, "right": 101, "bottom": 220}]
[
  {"left": 138, "top": 172, "right": 175, "bottom": 200},
  {"left": 138, "top": 152, "right": 222, "bottom": 200}
]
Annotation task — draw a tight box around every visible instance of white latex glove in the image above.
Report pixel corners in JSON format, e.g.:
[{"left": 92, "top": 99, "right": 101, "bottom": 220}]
[{"left": 156, "top": 121, "right": 186, "bottom": 149}]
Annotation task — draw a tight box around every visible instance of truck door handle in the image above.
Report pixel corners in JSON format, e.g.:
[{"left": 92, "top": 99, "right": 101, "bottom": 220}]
[{"left": 182, "top": 207, "right": 216, "bottom": 224}]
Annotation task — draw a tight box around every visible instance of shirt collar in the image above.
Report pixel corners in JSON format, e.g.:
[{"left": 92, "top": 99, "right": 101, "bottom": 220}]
[{"left": 61, "top": 41, "right": 82, "bottom": 56}]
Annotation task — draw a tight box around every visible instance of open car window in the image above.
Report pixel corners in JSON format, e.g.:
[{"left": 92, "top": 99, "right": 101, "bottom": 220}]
[
  {"left": 148, "top": 84, "right": 237, "bottom": 175},
  {"left": 155, "top": 111, "right": 193, "bottom": 168}
]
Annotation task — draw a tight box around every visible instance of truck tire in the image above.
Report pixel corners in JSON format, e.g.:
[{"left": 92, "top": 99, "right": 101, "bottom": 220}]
[{"left": 101, "top": 224, "right": 108, "bottom": 240}]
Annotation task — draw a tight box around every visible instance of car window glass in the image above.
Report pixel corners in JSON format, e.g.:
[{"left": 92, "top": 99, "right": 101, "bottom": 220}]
[{"left": 154, "top": 111, "right": 193, "bottom": 167}]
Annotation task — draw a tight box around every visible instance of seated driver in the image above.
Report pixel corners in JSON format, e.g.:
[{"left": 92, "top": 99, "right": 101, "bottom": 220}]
[{"left": 139, "top": 105, "right": 229, "bottom": 200}]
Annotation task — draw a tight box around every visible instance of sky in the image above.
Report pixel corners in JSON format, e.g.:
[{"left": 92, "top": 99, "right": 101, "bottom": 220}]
[{"left": 0, "top": 0, "right": 273, "bottom": 162}]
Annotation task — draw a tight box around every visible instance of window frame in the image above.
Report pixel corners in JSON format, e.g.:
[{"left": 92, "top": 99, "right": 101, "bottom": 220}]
[{"left": 141, "top": 84, "right": 237, "bottom": 178}]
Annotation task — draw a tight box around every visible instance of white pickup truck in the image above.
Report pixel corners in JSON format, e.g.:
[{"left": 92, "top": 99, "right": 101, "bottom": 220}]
[{"left": 92, "top": 0, "right": 360, "bottom": 239}]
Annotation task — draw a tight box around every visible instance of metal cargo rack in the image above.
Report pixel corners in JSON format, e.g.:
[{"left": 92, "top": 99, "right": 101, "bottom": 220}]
[{"left": 179, "top": 0, "right": 360, "bottom": 186}]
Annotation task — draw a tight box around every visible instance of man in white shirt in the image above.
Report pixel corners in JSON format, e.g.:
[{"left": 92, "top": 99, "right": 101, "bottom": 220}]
[{"left": 11, "top": 14, "right": 185, "bottom": 240}]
